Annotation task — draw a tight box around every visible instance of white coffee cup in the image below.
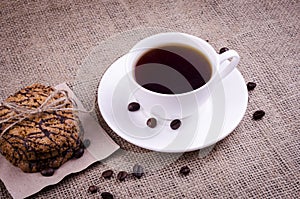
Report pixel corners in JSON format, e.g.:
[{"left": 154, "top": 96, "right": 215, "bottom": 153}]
[{"left": 125, "top": 32, "right": 240, "bottom": 120}]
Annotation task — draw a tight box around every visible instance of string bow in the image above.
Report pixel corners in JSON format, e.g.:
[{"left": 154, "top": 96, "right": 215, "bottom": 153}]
[{"left": 0, "top": 89, "right": 91, "bottom": 138}]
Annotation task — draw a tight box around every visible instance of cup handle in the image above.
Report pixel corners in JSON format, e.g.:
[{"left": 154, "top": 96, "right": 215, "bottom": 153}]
[{"left": 218, "top": 50, "right": 240, "bottom": 79}]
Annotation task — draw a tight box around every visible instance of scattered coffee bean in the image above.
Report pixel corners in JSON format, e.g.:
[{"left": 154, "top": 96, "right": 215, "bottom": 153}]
[
  {"left": 247, "top": 82, "right": 257, "bottom": 91},
  {"left": 88, "top": 185, "right": 98, "bottom": 194},
  {"left": 73, "top": 148, "right": 84, "bottom": 158},
  {"left": 41, "top": 168, "right": 55, "bottom": 177},
  {"left": 102, "top": 170, "right": 114, "bottom": 179},
  {"left": 117, "top": 171, "right": 128, "bottom": 181},
  {"left": 128, "top": 102, "right": 140, "bottom": 111},
  {"left": 253, "top": 110, "right": 265, "bottom": 120},
  {"left": 83, "top": 139, "right": 91, "bottom": 148},
  {"left": 133, "top": 164, "right": 144, "bottom": 179},
  {"left": 101, "top": 192, "right": 114, "bottom": 199},
  {"left": 147, "top": 118, "right": 157, "bottom": 128},
  {"left": 219, "top": 47, "right": 229, "bottom": 54},
  {"left": 180, "top": 166, "right": 190, "bottom": 176},
  {"left": 170, "top": 119, "right": 181, "bottom": 130}
]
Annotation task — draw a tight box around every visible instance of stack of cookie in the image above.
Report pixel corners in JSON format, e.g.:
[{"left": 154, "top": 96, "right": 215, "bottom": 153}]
[{"left": 0, "top": 84, "right": 84, "bottom": 174}]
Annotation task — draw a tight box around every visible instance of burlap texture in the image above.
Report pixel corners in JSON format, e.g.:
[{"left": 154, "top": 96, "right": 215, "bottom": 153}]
[{"left": 0, "top": 0, "right": 299, "bottom": 198}]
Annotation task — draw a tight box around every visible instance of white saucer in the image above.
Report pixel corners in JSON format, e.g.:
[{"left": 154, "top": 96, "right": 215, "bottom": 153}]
[{"left": 98, "top": 54, "right": 248, "bottom": 153}]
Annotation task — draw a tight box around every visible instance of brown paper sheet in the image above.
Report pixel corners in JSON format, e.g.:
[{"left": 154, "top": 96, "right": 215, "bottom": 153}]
[{"left": 0, "top": 83, "right": 120, "bottom": 199}]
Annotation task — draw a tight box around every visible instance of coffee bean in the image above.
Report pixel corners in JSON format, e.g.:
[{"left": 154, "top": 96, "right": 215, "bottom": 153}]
[
  {"left": 88, "top": 185, "right": 98, "bottom": 194},
  {"left": 117, "top": 171, "right": 128, "bottom": 181},
  {"left": 247, "top": 82, "right": 256, "bottom": 91},
  {"left": 128, "top": 102, "right": 140, "bottom": 111},
  {"left": 133, "top": 164, "right": 144, "bottom": 179},
  {"left": 101, "top": 192, "right": 114, "bottom": 199},
  {"left": 170, "top": 119, "right": 181, "bottom": 130},
  {"left": 253, "top": 110, "right": 265, "bottom": 120},
  {"left": 83, "top": 139, "right": 91, "bottom": 148},
  {"left": 180, "top": 166, "right": 190, "bottom": 176},
  {"left": 102, "top": 170, "right": 114, "bottom": 179},
  {"left": 219, "top": 47, "right": 229, "bottom": 54},
  {"left": 147, "top": 118, "right": 157, "bottom": 128},
  {"left": 41, "top": 168, "right": 55, "bottom": 177},
  {"left": 73, "top": 148, "right": 84, "bottom": 159}
]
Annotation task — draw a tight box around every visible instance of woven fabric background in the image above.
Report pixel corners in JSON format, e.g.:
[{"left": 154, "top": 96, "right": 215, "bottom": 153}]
[{"left": 0, "top": 0, "right": 299, "bottom": 198}]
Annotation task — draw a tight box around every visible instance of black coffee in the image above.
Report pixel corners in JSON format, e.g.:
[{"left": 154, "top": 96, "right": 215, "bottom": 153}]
[{"left": 135, "top": 44, "right": 212, "bottom": 94}]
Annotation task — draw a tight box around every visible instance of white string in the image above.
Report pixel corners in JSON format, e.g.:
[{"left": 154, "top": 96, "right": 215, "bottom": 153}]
[{"left": 0, "top": 89, "right": 93, "bottom": 138}]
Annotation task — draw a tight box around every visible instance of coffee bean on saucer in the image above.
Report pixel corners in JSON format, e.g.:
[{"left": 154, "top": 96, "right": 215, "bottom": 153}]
[
  {"left": 102, "top": 169, "right": 114, "bottom": 179},
  {"left": 133, "top": 164, "right": 144, "bottom": 179},
  {"left": 170, "top": 119, "right": 181, "bottom": 130},
  {"left": 101, "top": 192, "right": 114, "bottom": 199},
  {"left": 83, "top": 139, "right": 91, "bottom": 148},
  {"left": 253, "top": 110, "right": 265, "bottom": 120},
  {"left": 128, "top": 102, "right": 140, "bottom": 111},
  {"left": 147, "top": 118, "right": 157, "bottom": 128},
  {"left": 247, "top": 82, "right": 257, "bottom": 91},
  {"left": 73, "top": 148, "right": 84, "bottom": 159},
  {"left": 117, "top": 171, "right": 128, "bottom": 181},
  {"left": 219, "top": 47, "right": 229, "bottom": 54},
  {"left": 41, "top": 168, "right": 55, "bottom": 177},
  {"left": 88, "top": 185, "right": 98, "bottom": 194},
  {"left": 179, "top": 166, "right": 190, "bottom": 176}
]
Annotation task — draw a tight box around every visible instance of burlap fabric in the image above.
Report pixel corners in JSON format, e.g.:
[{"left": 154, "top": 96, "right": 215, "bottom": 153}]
[{"left": 0, "top": 0, "right": 299, "bottom": 198}]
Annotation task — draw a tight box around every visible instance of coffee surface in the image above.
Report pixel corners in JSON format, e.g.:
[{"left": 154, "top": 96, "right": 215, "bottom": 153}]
[{"left": 135, "top": 45, "right": 212, "bottom": 94}]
